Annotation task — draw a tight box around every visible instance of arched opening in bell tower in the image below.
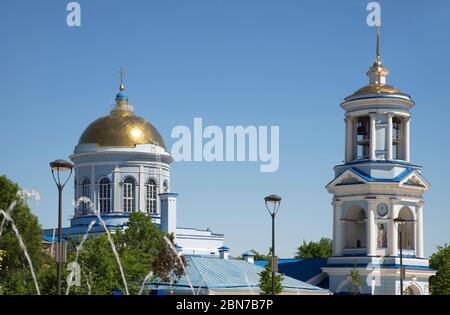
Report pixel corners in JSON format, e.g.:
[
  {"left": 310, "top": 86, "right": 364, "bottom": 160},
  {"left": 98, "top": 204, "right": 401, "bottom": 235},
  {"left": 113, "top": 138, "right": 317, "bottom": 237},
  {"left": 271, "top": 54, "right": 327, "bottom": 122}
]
[
  {"left": 344, "top": 206, "right": 367, "bottom": 250},
  {"left": 392, "top": 116, "right": 403, "bottom": 160},
  {"left": 356, "top": 117, "right": 370, "bottom": 160}
]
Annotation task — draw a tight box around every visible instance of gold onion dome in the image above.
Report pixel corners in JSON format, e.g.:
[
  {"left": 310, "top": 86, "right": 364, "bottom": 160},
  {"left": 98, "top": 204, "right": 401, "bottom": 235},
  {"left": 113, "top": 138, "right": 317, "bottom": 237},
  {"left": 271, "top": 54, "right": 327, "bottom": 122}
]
[
  {"left": 346, "top": 27, "right": 409, "bottom": 100},
  {"left": 78, "top": 80, "right": 166, "bottom": 149}
]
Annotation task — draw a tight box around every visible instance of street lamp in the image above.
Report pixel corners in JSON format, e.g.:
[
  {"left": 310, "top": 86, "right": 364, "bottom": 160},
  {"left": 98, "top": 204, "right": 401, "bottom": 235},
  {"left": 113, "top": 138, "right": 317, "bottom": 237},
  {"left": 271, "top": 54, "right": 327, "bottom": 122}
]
[
  {"left": 264, "top": 194, "right": 282, "bottom": 295},
  {"left": 50, "top": 159, "right": 73, "bottom": 295},
  {"left": 393, "top": 217, "right": 415, "bottom": 296}
]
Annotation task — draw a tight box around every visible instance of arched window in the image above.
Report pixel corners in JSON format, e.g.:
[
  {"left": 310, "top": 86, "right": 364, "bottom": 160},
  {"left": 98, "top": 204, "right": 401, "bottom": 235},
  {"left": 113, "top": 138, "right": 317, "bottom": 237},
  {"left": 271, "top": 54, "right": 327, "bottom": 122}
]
[
  {"left": 123, "top": 177, "right": 136, "bottom": 212},
  {"left": 163, "top": 180, "right": 169, "bottom": 193},
  {"left": 81, "top": 178, "right": 90, "bottom": 213},
  {"left": 146, "top": 178, "right": 157, "bottom": 214},
  {"left": 397, "top": 207, "right": 415, "bottom": 250},
  {"left": 344, "top": 206, "right": 367, "bottom": 249},
  {"left": 99, "top": 178, "right": 111, "bottom": 213}
]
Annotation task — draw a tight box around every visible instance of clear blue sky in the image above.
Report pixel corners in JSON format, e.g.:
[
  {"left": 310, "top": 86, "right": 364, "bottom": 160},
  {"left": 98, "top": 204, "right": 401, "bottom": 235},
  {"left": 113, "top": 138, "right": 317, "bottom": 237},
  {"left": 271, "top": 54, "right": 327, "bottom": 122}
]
[{"left": 0, "top": 0, "right": 449, "bottom": 257}]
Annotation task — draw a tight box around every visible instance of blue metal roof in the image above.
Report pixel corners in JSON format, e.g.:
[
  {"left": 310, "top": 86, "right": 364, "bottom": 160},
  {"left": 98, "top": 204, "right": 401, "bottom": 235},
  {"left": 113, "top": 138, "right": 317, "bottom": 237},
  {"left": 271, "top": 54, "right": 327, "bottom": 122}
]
[
  {"left": 242, "top": 250, "right": 256, "bottom": 257},
  {"left": 348, "top": 167, "right": 415, "bottom": 183},
  {"left": 255, "top": 258, "right": 328, "bottom": 283},
  {"left": 42, "top": 235, "right": 68, "bottom": 243},
  {"left": 150, "top": 256, "right": 327, "bottom": 292}
]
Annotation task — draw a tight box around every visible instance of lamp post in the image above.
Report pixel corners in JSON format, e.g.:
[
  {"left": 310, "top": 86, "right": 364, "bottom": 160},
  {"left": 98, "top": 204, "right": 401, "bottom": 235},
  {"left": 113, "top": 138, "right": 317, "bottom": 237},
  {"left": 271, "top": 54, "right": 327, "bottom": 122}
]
[
  {"left": 264, "top": 194, "right": 282, "bottom": 295},
  {"left": 393, "top": 217, "right": 415, "bottom": 296},
  {"left": 50, "top": 159, "right": 73, "bottom": 295}
]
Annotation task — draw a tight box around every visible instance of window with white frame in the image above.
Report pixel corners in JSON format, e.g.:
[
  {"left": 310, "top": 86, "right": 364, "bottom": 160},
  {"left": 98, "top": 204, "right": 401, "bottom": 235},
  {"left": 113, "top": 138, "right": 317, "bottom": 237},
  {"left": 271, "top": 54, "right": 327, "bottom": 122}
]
[
  {"left": 99, "top": 178, "right": 111, "bottom": 213},
  {"left": 123, "top": 177, "right": 136, "bottom": 212},
  {"left": 81, "top": 178, "right": 90, "bottom": 213},
  {"left": 146, "top": 178, "right": 157, "bottom": 214}
]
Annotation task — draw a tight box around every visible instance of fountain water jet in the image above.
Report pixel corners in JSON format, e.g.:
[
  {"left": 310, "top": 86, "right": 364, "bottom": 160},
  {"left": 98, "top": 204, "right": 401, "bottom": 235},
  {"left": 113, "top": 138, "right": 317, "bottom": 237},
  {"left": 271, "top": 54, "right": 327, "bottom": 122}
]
[
  {"left": 0, "top": 208, "right": 40, "bottom": 295},
  {"left": 138, "top": 271, "right": 153, "bottom": 295},
  {"left": 244, "top": 274, "right": 256, "bottom": 295},
  {"left": 77, "top": 197, "right": 129, "bottom": 295},
  {"left": 163, "top": 236, "right": 195, "bottom": 295},
  {"left": 66, "top": 219, "right": 96, "bottom": 295},
  {"left": 0, "top": 201, "right": 16, "bottom": 239}
]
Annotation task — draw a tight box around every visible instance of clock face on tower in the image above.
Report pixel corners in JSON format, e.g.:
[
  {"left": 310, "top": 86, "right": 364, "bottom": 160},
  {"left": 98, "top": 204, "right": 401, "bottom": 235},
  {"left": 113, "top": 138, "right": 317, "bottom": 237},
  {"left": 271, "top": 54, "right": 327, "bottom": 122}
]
[{"left": 377, "top": 203, "right": 389, "bottom": 217}]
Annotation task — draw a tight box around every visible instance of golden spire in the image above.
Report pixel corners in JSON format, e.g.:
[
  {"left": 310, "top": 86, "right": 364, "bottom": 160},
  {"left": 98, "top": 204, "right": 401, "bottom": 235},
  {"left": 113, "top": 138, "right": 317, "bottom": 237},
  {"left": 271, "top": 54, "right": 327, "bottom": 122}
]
[
  {"left": 367, "top": 25, "right": 388, "bottom": 86},
  {"left": 119, "top": 67, "right": 125, "bottom": 91},
  {"left": 375, "top": 26, "right": 381, "bottom": 65}
]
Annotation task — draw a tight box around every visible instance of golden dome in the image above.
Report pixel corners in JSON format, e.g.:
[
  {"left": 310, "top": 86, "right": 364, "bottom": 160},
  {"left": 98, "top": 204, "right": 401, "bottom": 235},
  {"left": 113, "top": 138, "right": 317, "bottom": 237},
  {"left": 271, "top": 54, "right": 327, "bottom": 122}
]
[
  {"left": 348, "top": 83, "right": 409, "bottom": 99},
  {"left": 345, "top": 27, "right": 410, "bottom": 101},
  {"left": 78, "top": 110, "right": 166, "bottom": 149}
]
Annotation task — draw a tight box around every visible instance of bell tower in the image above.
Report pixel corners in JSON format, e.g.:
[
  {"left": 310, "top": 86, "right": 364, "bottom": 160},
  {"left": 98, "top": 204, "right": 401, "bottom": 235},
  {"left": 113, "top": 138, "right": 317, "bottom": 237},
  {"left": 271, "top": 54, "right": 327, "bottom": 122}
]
[{"left": 322, "top": 28, "right": 435, "bottom": 295}]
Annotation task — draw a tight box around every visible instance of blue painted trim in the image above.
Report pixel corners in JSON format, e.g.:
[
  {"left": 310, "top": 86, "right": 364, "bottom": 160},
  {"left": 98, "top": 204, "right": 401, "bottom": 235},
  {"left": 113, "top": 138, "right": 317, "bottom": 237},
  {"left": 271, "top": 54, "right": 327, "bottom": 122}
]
[
  {"left": 325, "top": 263, "right": 434, "bottom": 271},
  {"left": 343, "top": 94, "right": 413, "bottom": 103},
  {"left": 348, "top": 167, "right": 414, "bottom": 183},
  {"left": 158, "top": 192, "right": 179, "bottom": 196},
  {"left": 336, "top": 159, "right": 422, "bottom": 169}
]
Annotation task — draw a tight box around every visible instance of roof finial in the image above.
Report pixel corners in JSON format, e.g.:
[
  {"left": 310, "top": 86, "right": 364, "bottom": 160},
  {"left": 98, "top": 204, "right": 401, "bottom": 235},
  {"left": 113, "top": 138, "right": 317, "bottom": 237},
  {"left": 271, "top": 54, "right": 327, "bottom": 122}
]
[
  {"left": 119, "top": 67, "right": 125, "bottom": 91},
  {"left": 375, "top": 26, "right": 381, "bottom": 65}
]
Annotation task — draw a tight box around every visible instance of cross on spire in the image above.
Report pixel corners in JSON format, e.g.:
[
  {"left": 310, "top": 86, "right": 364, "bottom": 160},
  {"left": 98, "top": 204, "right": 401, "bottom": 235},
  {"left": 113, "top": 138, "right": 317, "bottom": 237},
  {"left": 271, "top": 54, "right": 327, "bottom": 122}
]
[{"left": 119, "top": 67, "right": 125, "bottom": 91}]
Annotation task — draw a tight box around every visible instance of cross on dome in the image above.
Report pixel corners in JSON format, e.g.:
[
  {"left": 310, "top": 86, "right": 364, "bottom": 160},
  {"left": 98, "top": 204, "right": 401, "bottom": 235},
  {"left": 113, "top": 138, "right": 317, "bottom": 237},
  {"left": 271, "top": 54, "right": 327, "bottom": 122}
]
[{"left": 119, "top": 67, "right": 125, "bottom": 92}]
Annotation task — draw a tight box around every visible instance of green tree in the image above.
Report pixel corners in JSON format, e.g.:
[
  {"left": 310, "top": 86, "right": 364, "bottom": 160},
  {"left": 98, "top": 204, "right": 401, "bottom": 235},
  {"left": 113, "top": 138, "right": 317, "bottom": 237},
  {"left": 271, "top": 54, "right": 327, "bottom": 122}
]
[
  {"left": 295, "top": 238, "right": 332, "bottom": 259},
  {"left": 240, "top": 248, "right": 271, "bottom": 261},
  {"left": 347, "top": 262, "right": 362, "bottom": 295},
  {"left": 0, "top": 249, "right": 4, "bottom": 270},
  {"left": 68, "top": 212, "right": 184, "bottom": 295},
  {"left": 0, "top": 175, "right": 46, "bottom": 295},
  {"left": 429, "top": 244, "right": 450, "bottom": 295},
  {"left": 151, "top": 233, "right": 185, "bottom": 284},
  {"left": 258, "top": 257, "right": 284, "bottom": 295},
  {"left": 69, "top": 234, "right": 123, "bottom": 295}
]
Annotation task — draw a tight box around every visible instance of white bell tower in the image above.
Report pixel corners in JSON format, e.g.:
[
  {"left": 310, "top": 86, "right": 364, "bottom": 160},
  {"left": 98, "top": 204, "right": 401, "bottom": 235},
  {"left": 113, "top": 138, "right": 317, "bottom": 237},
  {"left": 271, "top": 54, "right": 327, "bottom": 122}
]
[{"left": 322, "top": 28, "right": 435, "bottom": 295}]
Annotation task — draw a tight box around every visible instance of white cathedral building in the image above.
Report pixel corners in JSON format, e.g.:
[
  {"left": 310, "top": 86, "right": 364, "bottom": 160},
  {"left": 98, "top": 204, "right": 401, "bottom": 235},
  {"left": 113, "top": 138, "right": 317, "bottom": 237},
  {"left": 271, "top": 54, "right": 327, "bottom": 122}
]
[
  {"left": 322, "top": 29, "right": 436, "bottom": 295},
  {"left": 43, "top": 79, "right": 224, "bottom": 256}
]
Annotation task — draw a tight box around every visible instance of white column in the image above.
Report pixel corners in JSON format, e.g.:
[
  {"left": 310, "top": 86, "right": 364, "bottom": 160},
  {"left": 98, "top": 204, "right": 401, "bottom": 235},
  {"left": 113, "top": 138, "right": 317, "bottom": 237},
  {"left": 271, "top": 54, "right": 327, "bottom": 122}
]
[
  {"left": 345, "top": 116, "right": 353, "bottom": 163},
  {"left": 416, "top": 202, "right": 424, "bottom": 258},
  {"left": 139, "top": 166, "right": 145, "bottom": 213},
  {"left": 404, "top": 117, "right": 410, "bottom": 162},
  {"left": 366, "top": 200, "right": 376, "bottom": 256},
  {"left": 386, "top": 113, "right": 393, "bottom": 160},
  {"left": 369, "top": 113, "right": 377, "bottom": 160},
  {"left": 74, "top": 167, "right": 79, "bottom": 202},
  {"left": 90, "top": 165, "right": 96, "bottom": 207},
  {"left": 332, "top": 200, "right": 343, "bottom": 256},
  {"left": 390, "top": 203, "right": 399, "bottom": 256},
  {"left": 113, "top": 164, "right": 121, "bottom": 212},
  {"left": 352, "top": 119, "right": 358, "bottom": 160}
]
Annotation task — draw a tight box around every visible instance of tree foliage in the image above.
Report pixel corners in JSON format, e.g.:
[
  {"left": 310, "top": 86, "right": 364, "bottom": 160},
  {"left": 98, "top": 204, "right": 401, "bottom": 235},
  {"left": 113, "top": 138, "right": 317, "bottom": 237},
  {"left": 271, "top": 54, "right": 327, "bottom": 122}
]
[
  {"left": 245, "top": 248, "right": 271, "bottom": 261},
  {"left": 295, "top": 238, "right": 332, "bottom": 259},
  {"left": 0, "top": 175, "right": 184, "bottom": 295},
  {"left": 0, "top": 249, "right": 4, "bottom": 270},
  {"left": 68, "top": 212, "right": 184, "bottom": 295},
  {"left": 0, "top": 175, "right": 46, "bottom": 295},
  {"left": 429, "top": 244, "right": 450, "bottom": 295},
  {"left": 258, "top": 257, "right": 284, "bottom": 295},
  {"left": 347, "top": 262, "right": 362, "bottom": 295}
]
